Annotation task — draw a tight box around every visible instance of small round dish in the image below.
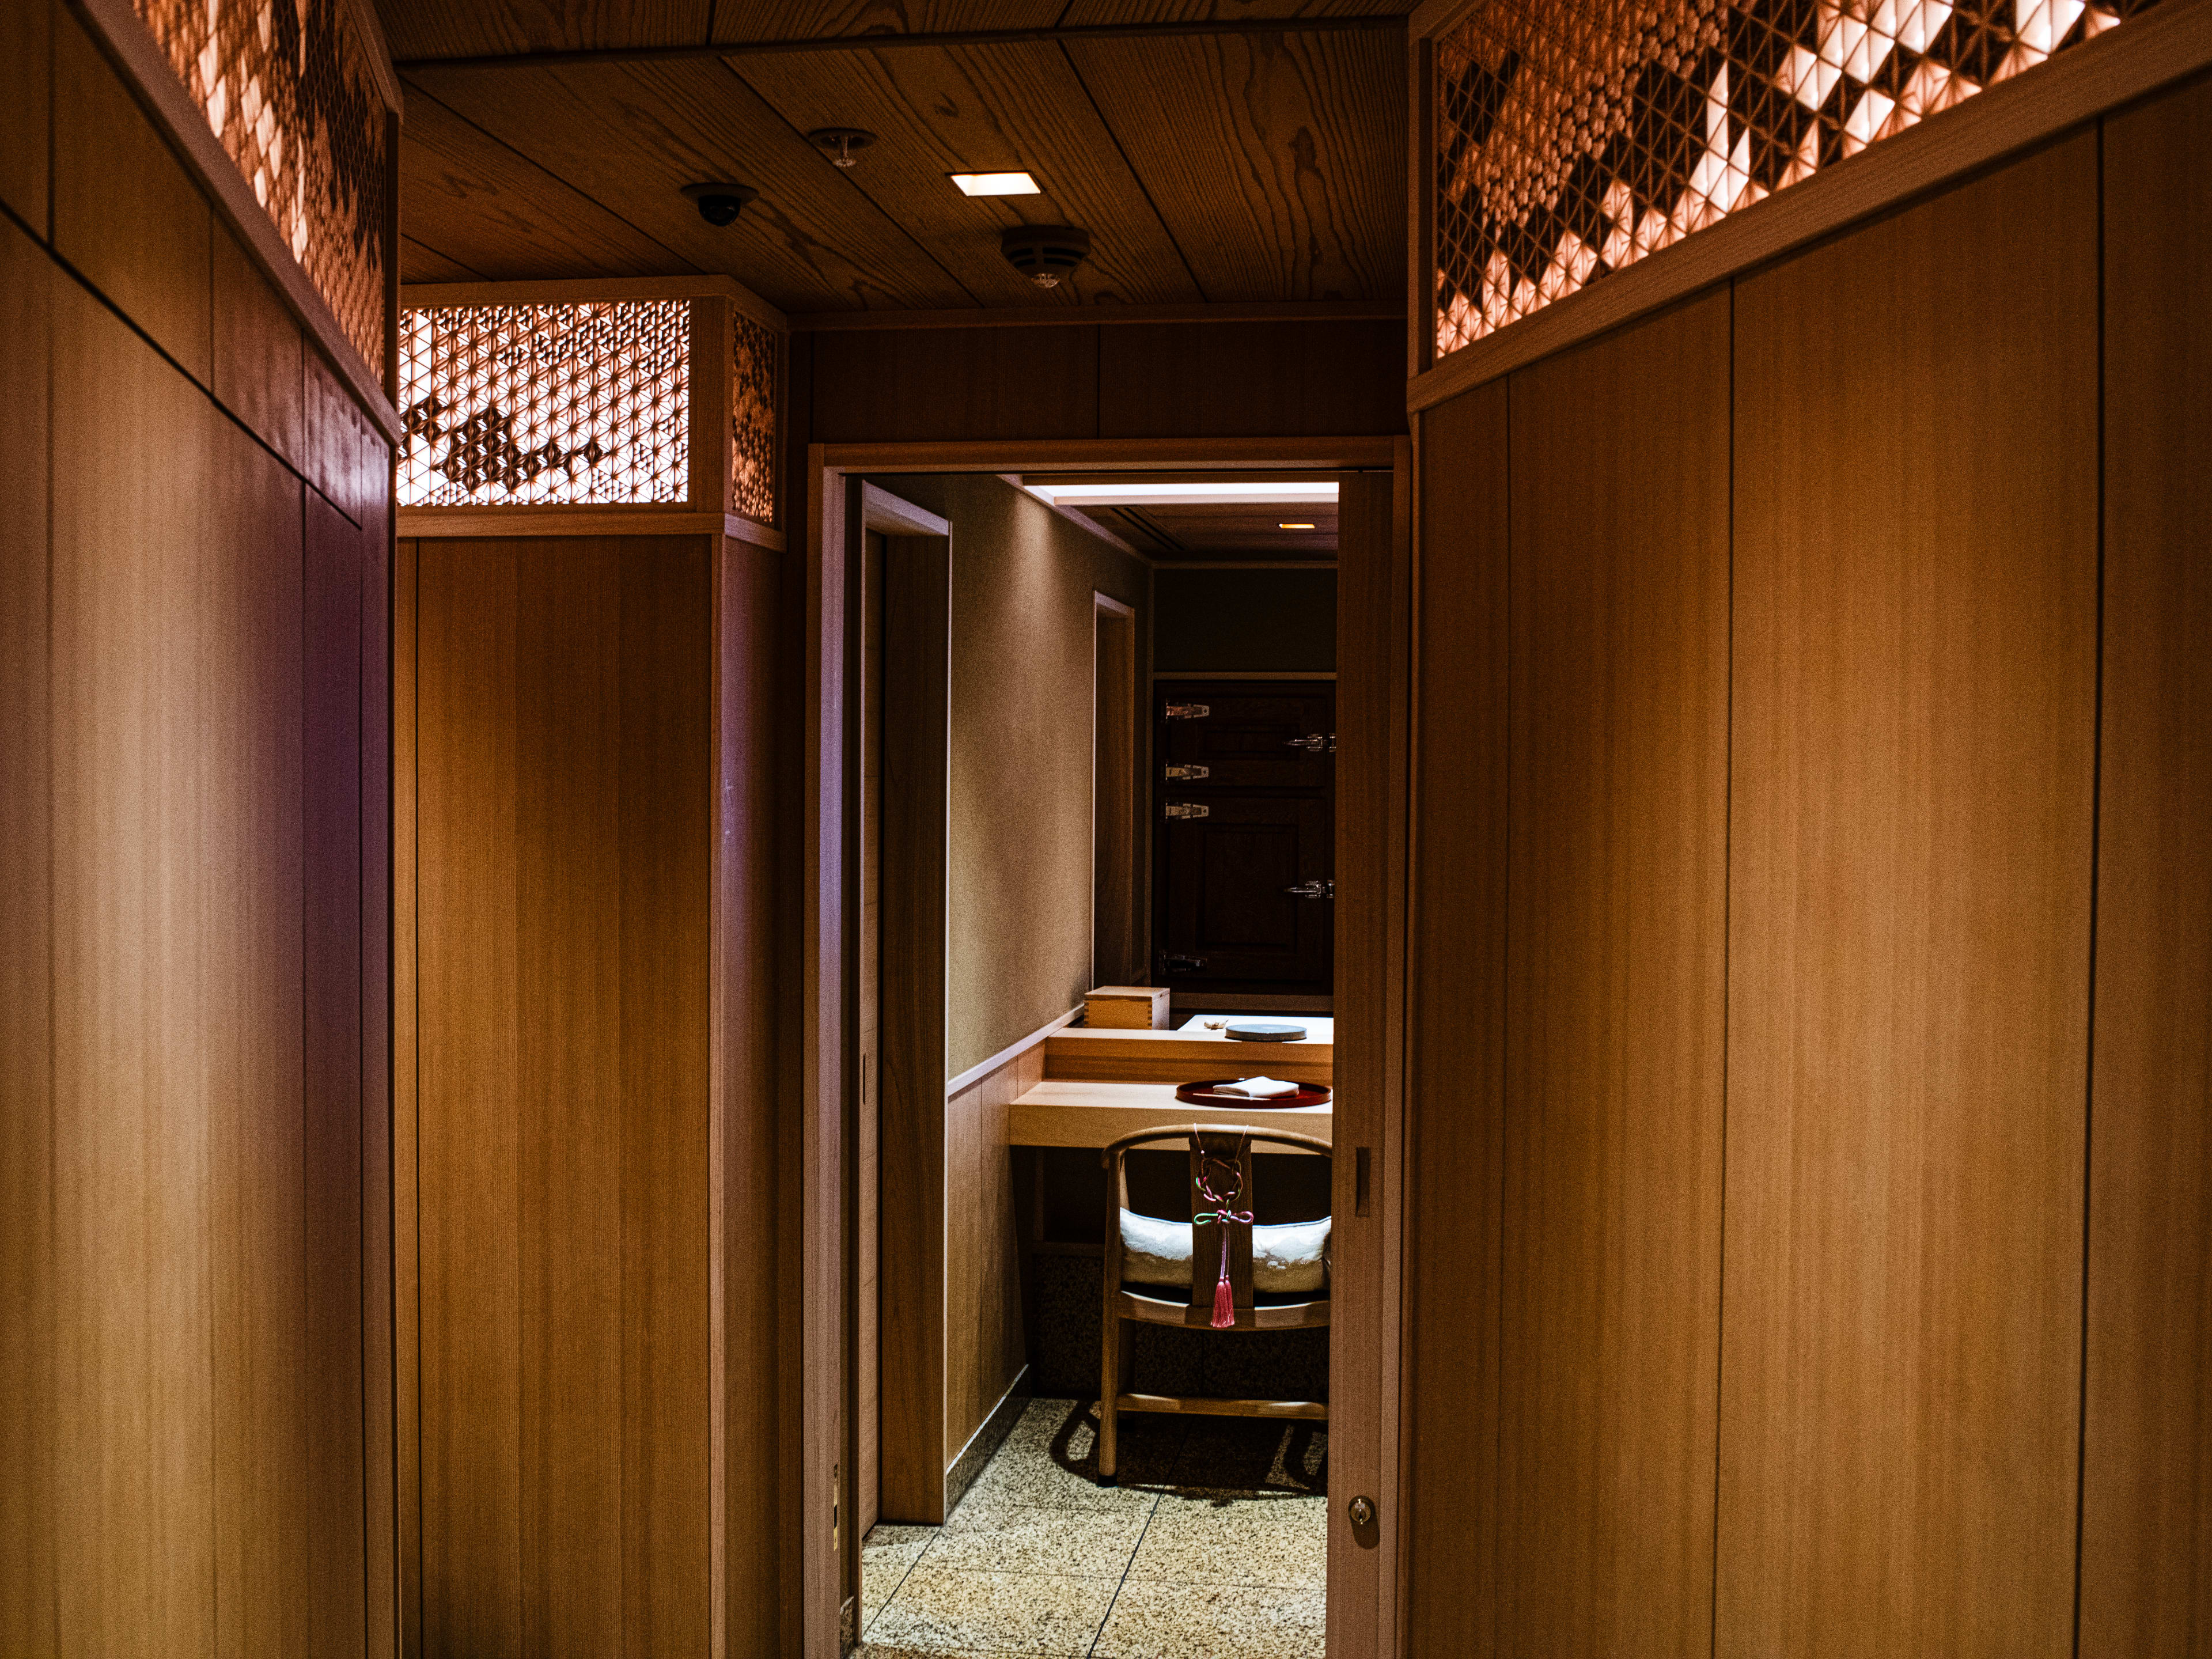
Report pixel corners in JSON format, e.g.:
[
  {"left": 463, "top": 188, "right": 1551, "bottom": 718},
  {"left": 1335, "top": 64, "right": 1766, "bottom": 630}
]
[
  {"left": 1223, "top": 1021, "right": 1309, "bottom": 1043},
  {"left": 1173, "top": 1080, "right": 1332, "bottom": 1109}
]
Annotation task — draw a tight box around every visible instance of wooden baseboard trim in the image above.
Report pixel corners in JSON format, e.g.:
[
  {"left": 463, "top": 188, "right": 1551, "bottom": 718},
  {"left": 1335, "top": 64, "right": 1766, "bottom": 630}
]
[
  {"left": 946, "top": 1007, "right": 1084, "bottom": 1097},
  {"left": 1407, "top": 0, "right": 2212, "bottom": 411},
  {"left": 945, "top": 1366, "right": 1033, "bottom": 1513}
]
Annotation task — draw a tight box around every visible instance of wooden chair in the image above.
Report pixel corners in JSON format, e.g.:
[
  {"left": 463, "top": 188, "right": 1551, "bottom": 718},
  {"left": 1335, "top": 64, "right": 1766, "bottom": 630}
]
[{"left": 1098, "top": 1124, "right": 1332, "bottom": 1479}]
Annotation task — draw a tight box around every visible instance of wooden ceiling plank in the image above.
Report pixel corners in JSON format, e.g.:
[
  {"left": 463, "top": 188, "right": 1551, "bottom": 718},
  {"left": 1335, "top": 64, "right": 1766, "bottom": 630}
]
[
  {"left": 729, "top": 41, "right": 1203, "bottom": 306},
  {"left": 379, "top": 0, "right": 713, "bottom": 67},
  {"left": 709, "top": 1, "right": 1065, "bottom": 45},
  {"left": 400, "top": 236, "right": 488, "bottom": 283},
  {"left": 397, "top": 92, "right": 695, "bottom": 281},
  {"left": 1059, "top": 0, "right": 1411, "bottom": 19},
  {"left": 1064, "top": 28, "right": 1404, "bottom": 301},
  {"left": 402, "top": 60, "right": 975, "bottom": 312}
]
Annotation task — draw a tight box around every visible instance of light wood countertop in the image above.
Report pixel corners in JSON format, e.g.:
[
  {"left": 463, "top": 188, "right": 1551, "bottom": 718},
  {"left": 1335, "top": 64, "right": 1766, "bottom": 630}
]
[{"left": 1006, "top": 1079, "right": 1332, "bottom": 1149}]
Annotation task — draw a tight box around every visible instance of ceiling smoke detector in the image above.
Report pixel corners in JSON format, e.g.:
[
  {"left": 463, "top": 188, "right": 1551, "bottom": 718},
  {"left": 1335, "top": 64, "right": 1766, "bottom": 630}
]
[
  {"left": 808, "top": 128, "right": 877, "bottom": 168},
  {"left": 1001, "top": 225, "right": 1090, "bottom": 289}
]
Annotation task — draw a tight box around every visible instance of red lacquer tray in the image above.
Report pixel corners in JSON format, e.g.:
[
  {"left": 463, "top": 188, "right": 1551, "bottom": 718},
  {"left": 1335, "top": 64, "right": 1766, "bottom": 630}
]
[{"left": 1173, "top": 1080, "right": 1332, "bottom": 1109}]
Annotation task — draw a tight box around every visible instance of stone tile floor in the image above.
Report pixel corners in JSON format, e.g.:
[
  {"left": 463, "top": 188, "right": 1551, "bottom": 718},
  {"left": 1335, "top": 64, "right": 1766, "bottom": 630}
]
[{"left": 861, "top": 1397, "right": 1328, "bottom": 1659}]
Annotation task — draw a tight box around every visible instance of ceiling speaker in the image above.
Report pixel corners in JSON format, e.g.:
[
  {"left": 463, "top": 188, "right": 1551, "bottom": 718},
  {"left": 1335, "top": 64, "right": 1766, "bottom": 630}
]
[{"left": 1001, "top": 225, "right": 1090, "bottom": 289}]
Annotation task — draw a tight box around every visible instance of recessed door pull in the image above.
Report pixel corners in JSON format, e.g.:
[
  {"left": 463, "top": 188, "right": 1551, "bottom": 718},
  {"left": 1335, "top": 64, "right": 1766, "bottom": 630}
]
[
  {"left": 1163, "top": 764, "right": 1210, "bottom": 781},
  {"left": 1284, "top": 880, "right": 1334, "bottom": 899},
  {"left": 1164, "top": 802, "right": 1210, "bottom": 820},
  {"left": 1285, "top": 732, "right": 1335, "bottom": 752}
]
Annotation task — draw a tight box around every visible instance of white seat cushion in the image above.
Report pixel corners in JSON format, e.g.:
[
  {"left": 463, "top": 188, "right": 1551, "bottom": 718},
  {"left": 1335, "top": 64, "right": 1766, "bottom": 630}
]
[{"left": 1119, "top": 1209, "right": 1331, "bottom": 1295}]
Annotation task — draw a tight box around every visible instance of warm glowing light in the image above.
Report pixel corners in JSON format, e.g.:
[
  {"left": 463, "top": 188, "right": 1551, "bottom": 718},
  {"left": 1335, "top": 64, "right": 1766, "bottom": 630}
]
[
  {"left": 1278, "top": 521, "right": 1318, "bottom": 531},
  {"left": 951, "top": 171, "right": 1041, "bottom": 196},
  {"left": 1027, "top": 482, "right": 1338, "bottom": 507}
]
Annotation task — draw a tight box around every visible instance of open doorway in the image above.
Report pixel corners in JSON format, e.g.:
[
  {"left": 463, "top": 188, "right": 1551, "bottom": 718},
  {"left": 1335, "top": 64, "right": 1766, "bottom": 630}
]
[{"left": 816, "top": 441, "right": 1406, "bottom": 1659}]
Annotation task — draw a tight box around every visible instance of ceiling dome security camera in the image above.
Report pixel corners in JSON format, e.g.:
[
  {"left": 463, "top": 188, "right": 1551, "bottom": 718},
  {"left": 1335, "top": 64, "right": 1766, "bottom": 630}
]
[{"left": 681, "top": 183, "right": 759, "bottom": 227}]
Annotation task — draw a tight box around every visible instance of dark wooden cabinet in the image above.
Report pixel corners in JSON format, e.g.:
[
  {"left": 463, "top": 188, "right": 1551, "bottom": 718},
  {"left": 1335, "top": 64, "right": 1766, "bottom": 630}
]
[{"left": 1153, "top": 680, "right": 1334, "bottom": 995}]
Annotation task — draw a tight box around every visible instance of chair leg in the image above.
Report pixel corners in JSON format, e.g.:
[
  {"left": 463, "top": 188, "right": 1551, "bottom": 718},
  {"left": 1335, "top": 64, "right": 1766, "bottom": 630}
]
[{"left": 1099, "top": 1311, "right": 1121, "bottom": 1482}]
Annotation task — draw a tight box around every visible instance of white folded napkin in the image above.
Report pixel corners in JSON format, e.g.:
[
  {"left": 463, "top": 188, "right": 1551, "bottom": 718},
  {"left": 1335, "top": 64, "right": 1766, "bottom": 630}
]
[{"left": 1211, "top": 1075, "right": 1298, "bottom": 1098}]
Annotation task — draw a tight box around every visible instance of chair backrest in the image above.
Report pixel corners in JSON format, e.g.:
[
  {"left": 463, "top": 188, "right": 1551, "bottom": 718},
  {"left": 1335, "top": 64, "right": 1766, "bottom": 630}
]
[{"left": 1102, "top": 1124, "right": 1333, "bottom": 1319}]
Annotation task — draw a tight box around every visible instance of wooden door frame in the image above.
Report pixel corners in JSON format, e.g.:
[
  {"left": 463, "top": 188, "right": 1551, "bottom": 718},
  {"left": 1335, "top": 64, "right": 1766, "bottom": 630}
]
[{"left": 802, "top": 436, "right": 1411, "bottom": 1658}]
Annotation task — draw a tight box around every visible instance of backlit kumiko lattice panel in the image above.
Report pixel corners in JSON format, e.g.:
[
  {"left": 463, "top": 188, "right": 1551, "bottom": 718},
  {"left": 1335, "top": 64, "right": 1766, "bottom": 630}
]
[
  {"left": 133, "top": 0, "right": 389, "bottom": 373},
  {"left": 732, "top": 315, "right": 779, "bottom": 525},
  {"left": 399, "top": 302, "right": 692, "bottom": 506},
  {"left": 1434, "top": 0, "right": 2159, "bottom": 354}
]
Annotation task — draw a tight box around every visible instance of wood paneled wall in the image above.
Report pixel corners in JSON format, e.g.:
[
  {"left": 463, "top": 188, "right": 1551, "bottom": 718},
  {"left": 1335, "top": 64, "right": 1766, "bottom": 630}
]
[
  {"left": 0, "top": 8, "right": 395, "bottom": 1652},
  {"left": 1410, "top": 102, "right": 2208, "bottom": 1654},
  {"left": 2084, "top": 74, "right": 2212, "bottom": 1658},
  {"left": 801, "top": 318, "right": 1406, "bottom": 445},
  {"left": 396, "top": 531, "right": 784, "bottom": 1656}
]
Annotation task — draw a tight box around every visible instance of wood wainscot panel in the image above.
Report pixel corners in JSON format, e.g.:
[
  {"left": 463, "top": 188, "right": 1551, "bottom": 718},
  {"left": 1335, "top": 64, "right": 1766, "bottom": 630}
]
[
  {"left": 944, "top": 1044, "right": 1040, "bottom": 1480},
  {"left": 0, "top": 209, "right": 55, "bottom": 1659},
  {"left": 1721, "top": 134, "right": 2099, "bottom": 1659},
  {"left": 0, "top": 0, "right": 50, "bottom": 229},
  {"left": 1499, "top": 289, "right": 1729, "bottom": 1657},
  {"left": 1403, "top": 378, "right": 1511, "bottom": 1659},
  {"left": 213, "top": 223, "right": 307, "bottom": 472},
  {"left": 1096, "top": 320, "right": 1407, "bottom": 438},
  {"left": 52, "top": 10, "right": 213, "bottom": 385},
  {"left": 413, "top": 535, "right": 716, "bottom": 1655},
  {"left": 2082, "top": 71, "right": 2212, "bottom": 1659},
  {"left": 809, "top": 327, "right": 1100, "bottom": 445}
]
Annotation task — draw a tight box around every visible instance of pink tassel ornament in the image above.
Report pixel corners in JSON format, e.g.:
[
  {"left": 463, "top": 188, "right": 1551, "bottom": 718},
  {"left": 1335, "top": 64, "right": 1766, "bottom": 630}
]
[{"left": 1192, "top": 1143, "right": 1252, "bottom": 1331}]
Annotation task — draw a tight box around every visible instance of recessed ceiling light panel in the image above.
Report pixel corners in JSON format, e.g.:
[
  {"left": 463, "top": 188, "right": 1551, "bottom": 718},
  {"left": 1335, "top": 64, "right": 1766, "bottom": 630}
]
[
  {"left": 952, "top": 171, "right": 1041, "bottom": 196},
  {"left": 1027, "top": 482, "right": 1339, "bottom": 507}
]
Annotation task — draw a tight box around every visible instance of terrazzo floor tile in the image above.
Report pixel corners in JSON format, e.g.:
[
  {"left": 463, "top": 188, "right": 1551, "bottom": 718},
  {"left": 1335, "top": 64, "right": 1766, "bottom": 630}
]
[
  {"left": 861, "top": 1524, "right": 935, "bottom": 1627},
  {"left": 866, "top": 1565, "right": 1120, "bottom": 1656},
  {"left": 1126, "top": 1494, "right": 1327, "bottom": 1589},
  {"left": 1091, "top": 1580, "right": 1328, "bottom": 1659},
  {"left": 925, "top": 1503, "right": 1150, "bottom": 1577}
]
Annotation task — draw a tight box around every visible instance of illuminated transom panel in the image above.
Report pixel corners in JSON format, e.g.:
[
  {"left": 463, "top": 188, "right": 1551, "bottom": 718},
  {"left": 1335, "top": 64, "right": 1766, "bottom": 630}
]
[
  {"left": 732, "top": 315, "right": 779, "bottom": 525},
  {"left": 399, "top": 302, "right": 692, "bottom": 507},
  {"left": 1435, "top": 0, "right": 2159, "bottom": 354},
  {"left": 132, "top": 0, "right": 389, "bottom": 374}
]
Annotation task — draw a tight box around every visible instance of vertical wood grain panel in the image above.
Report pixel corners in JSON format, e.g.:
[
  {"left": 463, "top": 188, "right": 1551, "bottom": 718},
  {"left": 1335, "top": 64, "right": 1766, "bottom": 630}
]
[
  {"left": 2083, "top": 75, "right": 2212, "bottom": 1658},
  {"left": 0, "top": 0, "right": 50, "bottom": 229},
  {"left": 50, "top": 271, "right": 221, "bottom": 1659},
  {"left": 878, "top": 530, "right": 952, "bottom": 1525},
  {"left": 1403, "top": 378, "right": 1510, "bottom": 1659},
  {"left": 52, "top": 11, "right": 212, "bottom": 385},
  {"left": 214, "top": 224, "right": 306, "bottom": 472},
  {"left": 412, "top": 536, "right": 718, "bottom": 1657},
  {"left": 393, "top": 539, "right": 423, "bottom": 1659},
  {"left": 944, "top": 1043, "right": 1039, "bottom": 1460},
  {"left": 417, "top": 541, "right": 525, "bottom": 1659},
  {"left": 1500, "top": 291, "right": 1729, "bottom": 1657},
  {"left": 515, "top": 544, "right": 624, "bottom": 1659},
  {"left": 616, "top": 541, "right": 712, "bottom": 1657},
  {"left": 718, "top": 536, "right": 784, "bottom": 1659},
  {"left": 206, "top": 412, "right": 309, "bottom": 1659},
  {"left": 1721, "top": 135, "right": 2099, "bottom": 1659},
  {"left": 305, "top": 489, "right": 368, "bottom": 1659},
  {"left": 858, "top": 531, "right": 884, "bottom": 1540},
  {"left": 0, "top": 210, "right": 56, "bottom": 1659}
]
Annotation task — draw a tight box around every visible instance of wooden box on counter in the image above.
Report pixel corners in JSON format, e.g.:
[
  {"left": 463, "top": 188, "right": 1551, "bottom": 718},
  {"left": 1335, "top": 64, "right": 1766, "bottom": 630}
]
[{"left": 1083, "top": 984, "right": 1172, "bottom": 1029}]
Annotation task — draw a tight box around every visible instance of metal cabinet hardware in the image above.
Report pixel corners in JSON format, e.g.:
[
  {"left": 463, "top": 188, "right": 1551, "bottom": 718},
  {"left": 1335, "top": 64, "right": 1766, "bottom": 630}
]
[
  {"left": 1163, "top": 763, "right": 1210, "bottom": 781},
  {"left": 1285, "top": 732, "right": 1336, "bottom": 752},
  {"left": 1164, "top": 702, "right": 1210, "bottom": 719},
  {"left": 1285, "top": 880, "right": 1335, "bottom": 899},
  {"left": 1160, "top": 954, "right": 1207, "bottom": 974},
  {"left": 1164, "top": 802, "right": 1210, "bottom": 820}
]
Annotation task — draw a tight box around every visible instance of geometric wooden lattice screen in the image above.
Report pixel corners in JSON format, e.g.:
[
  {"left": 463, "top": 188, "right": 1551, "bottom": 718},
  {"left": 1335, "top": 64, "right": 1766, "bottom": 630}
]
[
  {"left": 1434, "top": 0, "right": 2162, "bottom": 354},
  {"left": 399, "top": 284, "right": 785, "bottom": 525},
  {"left": 400, "top": 301, "right": 693, "bottom": 507},
  {"left": 130, "top": 0, "right": 393, "bottom": 375}
]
